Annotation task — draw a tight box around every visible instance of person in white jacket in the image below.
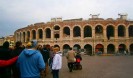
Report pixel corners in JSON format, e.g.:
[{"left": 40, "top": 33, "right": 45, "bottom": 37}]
[{"left": 52, "top": 47, "right": 62, "bottom": 78}]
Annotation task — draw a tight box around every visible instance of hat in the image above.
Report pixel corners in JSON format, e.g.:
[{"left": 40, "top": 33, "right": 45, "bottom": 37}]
[
  {"left": 31, "top": 40, "right": 37, "bottom": 48},
  {"left": 26, "top": 40, "right": 37, "bottom": 48}
]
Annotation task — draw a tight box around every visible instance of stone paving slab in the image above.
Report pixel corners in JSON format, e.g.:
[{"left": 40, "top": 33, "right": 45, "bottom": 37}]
[{"left": 45, "top": 55, "right": 133, "bottom": 78}]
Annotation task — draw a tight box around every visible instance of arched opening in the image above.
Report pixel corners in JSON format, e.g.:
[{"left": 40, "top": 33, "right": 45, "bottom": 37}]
[
  {"left": 23, "top": 32, "right": 26, "bottom": 42},
  {"left": 20, "top": 32, "right": 22, "bottom": 41},
  {"left": 54, "top": 25, "right": 60, "bottom": 39},
  {"left": 73, "top": 26, "right": 81, "bottom": 37},
  {"left": 118, "top": 44, "right": 126, "bottom": 54},
  {"left": 128, "top": 25, "right": 133, "bottom": 37},
  {"left": 106, "top": 25, "right": 114, "bottom": 40},
  {"left": 63, "top": 44, "right": 71, "bottom": 54},
  {"left": 84, "top": 26, "right": 92, "bottom": 38},
  {"left": 32, "top": 30, "right": 36, "bottom": 39},
  {"left": 54, "top": 34, "right": 59, "bottom": 39},
  {"left": 38, "top": 29, "right": 43, "bottom": 39},
  {"left": 63, "top": 27, "right": 70, "bottom": 38},
  {"left": 130, "top": 44, "right": 133, "bottom": 55},
  {"left": 84, "top": 44, "right": 92, "bottom": 55},
  {"left": 95, "top": 25, "right": 103, "bottom": 34},
  {"left": 54, "top": 25, "right": 60, "bottom": 30},
  {"left": 54, "top": 45, "right": 60, "bottom": 49},
  {"left": 118, "top": 25, "right": 125, "bottom": 37},
  {"left": 45, "top": 28, "right": 51, "bottom": 38},
  {"left": 95, "top": 44, "right": 104, "bottom": 53},
  {"left": 17, "top": 33, "right": 19, "bottom": 41},
  {"left": 73, "top": 44, "right": 81, "bottom": 51},
  {"left": 107, "top": 44, "right": 115, "bottom": 54},
  {"left": 27, "top": 31, "right": 30, "bottom": 42}
]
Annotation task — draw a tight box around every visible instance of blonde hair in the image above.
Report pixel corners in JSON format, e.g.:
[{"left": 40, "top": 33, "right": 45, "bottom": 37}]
[{"left": 53, "top": 47, "right": 60, "bottom": 51}]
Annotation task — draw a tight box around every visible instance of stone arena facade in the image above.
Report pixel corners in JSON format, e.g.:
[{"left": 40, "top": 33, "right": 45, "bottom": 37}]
[{"left": 14, "top": 14, "right": 133, "bottom": 55}]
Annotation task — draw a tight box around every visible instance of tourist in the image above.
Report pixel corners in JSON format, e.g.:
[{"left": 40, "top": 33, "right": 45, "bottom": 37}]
[
  {"left": 0, "top": 41, "right": 12, "bottom": 78},
  {"left": 52, "top": 47, "right": 62, "bottom": 78},
  {"left": 17, "top": 40, "right": 45, "bottom": 78},
  {"left": 66, "top": 47, "right": 76, "bottom": 72},
  {"left": 40, "top": 45, "right": 50, "bottom": 77},
  {"left": 11, "top": 41, "right": 24, "bottom": 78}
]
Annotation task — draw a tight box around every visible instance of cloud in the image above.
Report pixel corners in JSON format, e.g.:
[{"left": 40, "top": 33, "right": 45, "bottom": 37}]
[{"left": 0, "top": 0, "right": 133, "bottom": 36}]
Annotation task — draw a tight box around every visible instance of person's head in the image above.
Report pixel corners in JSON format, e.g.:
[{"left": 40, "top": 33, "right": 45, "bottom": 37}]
[
  {"left": 53, "top": 47, "right": 60, "bottom": 53},
  {"left": 50, "top": 46, "right": 54, "bottom": 51},
  {"left": 3, "top": 41, "right": 9, "bottom": 48},
  {"left": 15, "top": 41, "right": 22, "bottom": 48},
  {"left": 37, "top": 44, "right": 42, "bottom": 50},
  {"left": 26, "top": 40, "right": 38, "bottom": 49}
]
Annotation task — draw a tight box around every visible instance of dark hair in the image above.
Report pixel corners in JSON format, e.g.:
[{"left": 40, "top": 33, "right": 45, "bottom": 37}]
[
  {"left": 3, "top": 41, "right": 9, "bottom": 48},
  {"left": 15, "top": 41, "right": 22, "bottom": 48}
]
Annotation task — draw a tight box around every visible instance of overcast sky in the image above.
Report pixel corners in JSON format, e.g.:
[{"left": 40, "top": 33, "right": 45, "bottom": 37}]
[{"left": 0, "top": 0, "right": 133, "bottom": 37}]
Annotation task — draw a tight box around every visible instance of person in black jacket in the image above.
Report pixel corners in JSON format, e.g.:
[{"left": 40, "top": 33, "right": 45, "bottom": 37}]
[
  {"left": 40, "top": 45, "right": 50, "bottom": 77},
  {"left": 0, "top": 41, "right": 12, "bottom": 78},
  {"left": 11, "top": 41, "right": 24, "bottom": 78}
]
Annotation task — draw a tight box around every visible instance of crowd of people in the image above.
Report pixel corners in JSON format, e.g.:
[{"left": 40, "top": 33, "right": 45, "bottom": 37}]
[
  {"left": 0, "top": 40, "right": 82, "bottom": 78},
  {"left": 0, "top": 40, "right": 62, "bottom": 78}
]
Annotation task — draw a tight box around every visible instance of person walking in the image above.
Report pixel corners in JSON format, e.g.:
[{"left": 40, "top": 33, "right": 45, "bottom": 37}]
[
  {"left": 17, "top": 40, "right": 45, "bottom": 78},
  {"left": 66, "top": 47, "right": 76, "bottom": 72},
  {"left": 52, "top": 47, "right": 62, "bottom": 78}
]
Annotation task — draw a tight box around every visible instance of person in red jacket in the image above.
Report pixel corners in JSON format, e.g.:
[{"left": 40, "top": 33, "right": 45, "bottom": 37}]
[{"left": 0, "top": 56, "right": 18, "bottom": 67}]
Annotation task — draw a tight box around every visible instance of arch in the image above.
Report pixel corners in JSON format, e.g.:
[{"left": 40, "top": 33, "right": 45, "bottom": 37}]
[
  {"left": 129, "top": 44, "right": 133, "bottom": 55},
  {"left": 54, "top": 45, "right": 60, "bottom": 49},
  {"left": 32, "top": 30, "right": 36, "bottom": 39},
  {"left": 95, "top": 44, "right": 104, "bottom": 53},
  {"left": 45, "top": 28, "right": 51, "bottom": 38},
  {"left": 73, "top": 26, "right": 81, "bottom": 37},
  {"left": 54, "top": 25, "right": 60, "bottom": 30},
  {"left": 54, "top": 25, "right": 60, "bottom": 39},
  {"left": 118, "top": 44, "right": 126, "bottom": 54},
  {"left": 84, "top": 25, "right": 92, "bottom": 38},
  {"left": 63, "top": 44, "right": 71, "bottom": 54},
  {"left": 73, "top": 44, "right": 81, "bottom": 51},
  {"left": 63, "top": 44, "right": 70, "bottom": 49},
  {"left": 20, "top": 32, "right": 22, "bottom": 41},
  {"left": 27, "top": 31, "right": 30, "bottom": 42},
  {"left": 84, "top": 44, "right": 92, "bottom": 55},
  {"left": 23, "top": 32, "right": 26, "bottom": 42},
  {"left": 63, "top": 27, "right": 70, "bottom": 37},
  {"left": 38, "top": 29, "right": 43, "bottom": 39},
  {"left": 16, "top": 33, "right": 19, "bottom": 41},
  {"left": 106, "top": 25, "right": 114, "bottom": 40},
  {"left": 118, "top": 25, "right": 125, "bottom": 37},
  {"left": 95, "top": 25, "right": 103, "bottom": 34},
  {"left": 107, "top": 44, "right": 115, "bottom": 54},
  {"left": 128, "top": 25, "right": 133, "bottom": 37}
]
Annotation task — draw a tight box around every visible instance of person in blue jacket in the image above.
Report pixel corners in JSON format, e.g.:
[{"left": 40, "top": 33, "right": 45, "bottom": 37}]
[{"left": 17, "top": 40, "right": 45, "bottom": 78}]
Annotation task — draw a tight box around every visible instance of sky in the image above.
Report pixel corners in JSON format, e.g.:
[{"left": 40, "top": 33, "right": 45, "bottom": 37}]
[{"left": 0, "top": 0, "right": 133, "bottom": 37}]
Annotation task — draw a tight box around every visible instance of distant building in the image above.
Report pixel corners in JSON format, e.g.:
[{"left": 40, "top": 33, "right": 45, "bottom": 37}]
[
  {"left": 4, "top": 35, "right": 15, "bottom": 47},
  {"left": 0, "top": 37, "right": 4, "bottom": 46},
  {"left": 14, "top": 14, "right": 133, "bottom": 55}
]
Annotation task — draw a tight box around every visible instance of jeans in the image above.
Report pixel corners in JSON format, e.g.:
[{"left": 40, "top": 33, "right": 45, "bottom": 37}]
[{"left": 52, "top": 70, "right": 59, "bottom": 78}]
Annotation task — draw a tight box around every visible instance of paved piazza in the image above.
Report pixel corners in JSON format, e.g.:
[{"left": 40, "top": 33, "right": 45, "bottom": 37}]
[{"left": 46, "top": 55, "right": 133, "bottom": 78}]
